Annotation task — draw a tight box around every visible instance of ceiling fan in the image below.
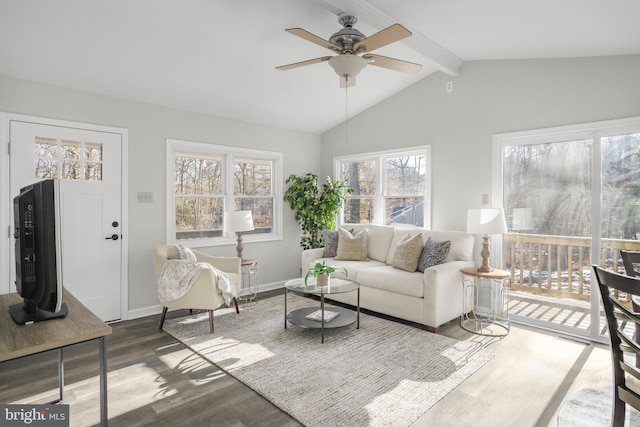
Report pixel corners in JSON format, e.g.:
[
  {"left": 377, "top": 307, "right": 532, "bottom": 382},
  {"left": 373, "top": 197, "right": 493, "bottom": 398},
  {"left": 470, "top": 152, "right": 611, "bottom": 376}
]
[{"left": 276, "top": 13, "right": 422, "bottom": 87}]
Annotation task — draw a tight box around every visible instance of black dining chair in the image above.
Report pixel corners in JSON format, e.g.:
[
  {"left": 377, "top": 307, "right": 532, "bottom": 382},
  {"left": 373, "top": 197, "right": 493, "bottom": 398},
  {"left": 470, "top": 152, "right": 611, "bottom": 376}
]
[
  {"left": 592, "top": 265, "right": 640, "bottom": 426},
  {"left": 620, "top": 250, "right": 640, "bottom": 277}
]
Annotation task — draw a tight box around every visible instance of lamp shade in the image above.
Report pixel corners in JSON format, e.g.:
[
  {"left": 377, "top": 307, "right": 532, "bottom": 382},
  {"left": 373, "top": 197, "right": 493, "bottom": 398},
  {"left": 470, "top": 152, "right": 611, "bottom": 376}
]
[
  {"left": 328, "top": 54, "right": 367, "bottom": 78},
  {"left": 466, "top": 208, "right": 508, "bottom": 235},
  {"left": 223, "top": 210, "right": 255, "bottom": 234}
]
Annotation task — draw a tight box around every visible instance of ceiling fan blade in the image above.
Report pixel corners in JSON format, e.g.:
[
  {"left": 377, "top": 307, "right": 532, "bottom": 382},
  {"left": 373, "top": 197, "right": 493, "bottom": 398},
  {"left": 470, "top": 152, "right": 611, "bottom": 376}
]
[
  {"left": 285, "top": 28, "right": 342, "bottom": 52},
  {"left": 363, "top": 54, "right": 422, "bottom": 74},
  {"left": 354, "top": 24, "right": 412, "bottom": 53},
  {"left": 276, "top": 56, "right": 332, "bottom": 71}
]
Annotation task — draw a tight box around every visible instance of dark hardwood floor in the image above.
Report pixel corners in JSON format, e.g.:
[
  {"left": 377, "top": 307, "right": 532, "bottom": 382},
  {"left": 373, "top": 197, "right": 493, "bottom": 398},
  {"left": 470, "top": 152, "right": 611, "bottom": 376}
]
[
  {"left": 0, "top": 290, "right": 612, "bottom": 427},
  {"left": 0, "top": 300, "right": 301, "bottom": 427}
]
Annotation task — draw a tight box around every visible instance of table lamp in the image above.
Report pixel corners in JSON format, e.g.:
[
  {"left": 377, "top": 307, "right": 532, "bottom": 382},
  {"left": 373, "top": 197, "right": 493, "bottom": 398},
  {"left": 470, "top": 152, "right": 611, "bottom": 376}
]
[
  {"left": 466, "top": 208, "right": 508, "bottom": 273},
  {"left": 223, "top": 210, "right": 254, "bottom": 260}
]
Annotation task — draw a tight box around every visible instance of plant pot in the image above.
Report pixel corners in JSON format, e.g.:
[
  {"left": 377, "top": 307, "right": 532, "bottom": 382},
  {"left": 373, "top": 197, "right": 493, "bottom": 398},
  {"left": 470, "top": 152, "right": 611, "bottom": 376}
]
[{"left": 316, "top": 273, "right": 330, "bottom": 287}]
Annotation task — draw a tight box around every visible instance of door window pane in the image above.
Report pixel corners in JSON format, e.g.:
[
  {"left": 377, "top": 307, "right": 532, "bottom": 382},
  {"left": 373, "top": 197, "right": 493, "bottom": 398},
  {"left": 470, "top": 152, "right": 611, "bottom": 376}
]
[
  {"left": 500, "top": 122, "right": 640, "bottom": 339},
  {"left": 35, "top": 159, "right": 57, "bottom": 179},
  {"left": 601, "top": 133, "right": 640, "bottom": 271},
  {"left": 504, "top": 140, "right": 592, "bottom": 237},
  {"left": 84, "top": 142, "right": 102, "bottom": 162},
  {"left": 33, "top": 137, "right": 103, "bottom": 181},
  {"left": 61, "top": 140, "right": 81, "bottom": 159},
  {"left": 35, "top": 137, "right": 57, "bottom": 157}
]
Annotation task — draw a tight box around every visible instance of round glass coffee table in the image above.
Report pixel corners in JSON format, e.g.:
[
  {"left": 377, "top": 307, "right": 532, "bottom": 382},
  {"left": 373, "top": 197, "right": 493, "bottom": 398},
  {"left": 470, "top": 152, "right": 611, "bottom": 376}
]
[{"left": 284, "top": 277, "right": 360, "bottom": 343}]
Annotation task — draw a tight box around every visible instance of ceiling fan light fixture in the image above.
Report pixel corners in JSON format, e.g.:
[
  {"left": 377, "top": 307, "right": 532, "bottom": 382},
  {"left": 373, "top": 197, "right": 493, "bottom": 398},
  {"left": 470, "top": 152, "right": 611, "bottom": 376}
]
[{"left": 328, "top": 55, "right": 367, "bottom": 78}]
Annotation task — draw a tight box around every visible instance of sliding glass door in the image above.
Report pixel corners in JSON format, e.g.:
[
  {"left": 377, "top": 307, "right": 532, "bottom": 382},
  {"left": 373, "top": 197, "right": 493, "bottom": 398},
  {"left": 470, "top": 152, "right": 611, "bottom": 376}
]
[{"left": 494, "top": 118, "right": 640, "bottom": 340}]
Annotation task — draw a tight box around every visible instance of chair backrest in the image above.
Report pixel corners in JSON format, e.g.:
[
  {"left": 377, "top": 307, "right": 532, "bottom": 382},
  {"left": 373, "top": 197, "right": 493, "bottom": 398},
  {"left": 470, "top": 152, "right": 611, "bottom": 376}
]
[
  {"left": 620, "top": 250, "right": 640, "bottom": 277},
  {"left": 153, "top": 245, "right": 181, "bottom": 280},
  {"left": 592, "top": 265, "right": 640, "bottom": 426}
]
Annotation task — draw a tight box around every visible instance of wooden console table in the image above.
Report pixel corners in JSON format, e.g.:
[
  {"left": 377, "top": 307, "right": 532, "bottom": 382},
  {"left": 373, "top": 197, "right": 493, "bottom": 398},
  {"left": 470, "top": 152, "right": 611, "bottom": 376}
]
[{"left": 0, "top": 289, "right": 112, "bottom": 426}]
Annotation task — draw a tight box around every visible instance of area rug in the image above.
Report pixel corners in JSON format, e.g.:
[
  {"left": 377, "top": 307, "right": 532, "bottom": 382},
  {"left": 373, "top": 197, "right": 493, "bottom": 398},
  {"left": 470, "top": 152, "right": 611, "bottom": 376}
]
[
  {"left": 163, "top": 295, "right": 494, "bottom": 427},
  {"left": 558, "top": 385, "right": 640, "bottom": 427}
]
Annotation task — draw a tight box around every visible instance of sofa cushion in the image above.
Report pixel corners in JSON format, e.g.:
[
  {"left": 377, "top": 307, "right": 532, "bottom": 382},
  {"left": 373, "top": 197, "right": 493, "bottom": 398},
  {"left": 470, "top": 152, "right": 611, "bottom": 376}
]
[
  {"left": 335, "top": 228, "right": 369, "bottom": 261},
  {"left": 345, "top": 223, "right": 395, "bottom": 263},
  {"left": 356, "top": 266, "right": 425, "bottom": 298},
  {"left": 417, "top": 237, "right": 451, "bottom": 272},
  {"left": 305, "top": 257, "right": 385, "bottom": 276},
  {"left": 392, "top": 233, "right": 424, "bottom": 272}
]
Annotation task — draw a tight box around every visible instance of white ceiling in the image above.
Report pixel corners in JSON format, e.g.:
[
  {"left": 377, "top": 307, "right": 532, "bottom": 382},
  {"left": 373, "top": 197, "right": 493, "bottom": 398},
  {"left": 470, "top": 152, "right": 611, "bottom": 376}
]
[{"left": 1, "top": 0, "right": 639, "bottom": 134}]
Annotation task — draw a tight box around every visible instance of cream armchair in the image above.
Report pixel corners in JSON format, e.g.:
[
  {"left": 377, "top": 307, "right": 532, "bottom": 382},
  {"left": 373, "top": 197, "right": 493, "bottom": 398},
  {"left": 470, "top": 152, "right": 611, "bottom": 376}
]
[{"left": 154, "top": 245, "right": 242, "bottom": 333}]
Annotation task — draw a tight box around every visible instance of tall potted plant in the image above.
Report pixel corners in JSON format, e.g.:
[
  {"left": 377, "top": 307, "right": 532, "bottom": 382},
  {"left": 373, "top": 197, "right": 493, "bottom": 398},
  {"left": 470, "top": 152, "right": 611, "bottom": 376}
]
[{"left": 284, "top": 173, "right": 352, "bottom": 249}]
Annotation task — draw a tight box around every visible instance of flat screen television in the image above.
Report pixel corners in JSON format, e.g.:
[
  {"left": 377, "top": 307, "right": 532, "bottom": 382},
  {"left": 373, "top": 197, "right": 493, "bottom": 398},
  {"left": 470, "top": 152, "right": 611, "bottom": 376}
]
[{"left": 11, "top": 179, "right": 68, "bottom": 324}]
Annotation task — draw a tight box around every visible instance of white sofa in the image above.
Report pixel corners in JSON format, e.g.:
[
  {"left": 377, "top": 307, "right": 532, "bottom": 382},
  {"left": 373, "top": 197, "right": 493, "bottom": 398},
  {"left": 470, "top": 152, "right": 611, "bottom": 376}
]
[{"left": 301, "top": 224, "right": 475, "bottom": 332}]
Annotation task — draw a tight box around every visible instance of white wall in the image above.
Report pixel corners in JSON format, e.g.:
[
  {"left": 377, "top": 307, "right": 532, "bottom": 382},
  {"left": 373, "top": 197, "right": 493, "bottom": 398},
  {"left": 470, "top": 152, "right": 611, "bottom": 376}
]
[
  {"left": 321, "top": 55, "right": 640, "bottom": 231},
  {"left": 0, "top": 75, "right": 321, "bottom": 315},
  {"left": 2, "top": 54, "right": 638, "bottom": 315}
]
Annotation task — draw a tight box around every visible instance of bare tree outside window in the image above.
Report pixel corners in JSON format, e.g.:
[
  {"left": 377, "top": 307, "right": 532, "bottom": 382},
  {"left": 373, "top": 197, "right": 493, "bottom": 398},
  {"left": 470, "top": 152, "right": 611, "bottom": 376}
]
[
  {"left": 174, "top": 153, "right": 223, "bottom": 239},
  {"left": 338, "top": 148, "right": 429, "bottom": 226},
  {"left": 384, "top": 155, "right": 425, "bottom": 226},
  {"left": 34, "top": 137, "right": 103, "bottom": 181},
  {"left": 234, "top": 158, "right": 273, "bottom": 233}
]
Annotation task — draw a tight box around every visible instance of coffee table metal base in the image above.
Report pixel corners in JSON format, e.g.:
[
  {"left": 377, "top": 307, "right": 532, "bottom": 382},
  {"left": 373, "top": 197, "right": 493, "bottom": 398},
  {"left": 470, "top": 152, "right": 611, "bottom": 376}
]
[
  {"left": 284, "top": 283, "right": 359, "bottom": 343},
  {"left": 287, "top": 306, "right": 358, "bottom": 329}
]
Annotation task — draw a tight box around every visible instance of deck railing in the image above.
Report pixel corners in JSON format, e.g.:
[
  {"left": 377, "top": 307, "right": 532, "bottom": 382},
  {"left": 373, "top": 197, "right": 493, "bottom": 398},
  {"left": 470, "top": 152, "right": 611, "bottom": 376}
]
[{"left": 504, "top": 233, "right": 640, "bottom": 302}]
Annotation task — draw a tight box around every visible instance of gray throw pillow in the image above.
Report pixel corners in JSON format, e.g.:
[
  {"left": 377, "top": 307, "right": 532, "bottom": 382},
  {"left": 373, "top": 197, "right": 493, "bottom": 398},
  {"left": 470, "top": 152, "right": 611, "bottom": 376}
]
[
  {"left": 417, "top": 238, "right": 451, "bottom": 272},
  {"left": 322, "top": 228, "right": 353, "bottom": 258}
]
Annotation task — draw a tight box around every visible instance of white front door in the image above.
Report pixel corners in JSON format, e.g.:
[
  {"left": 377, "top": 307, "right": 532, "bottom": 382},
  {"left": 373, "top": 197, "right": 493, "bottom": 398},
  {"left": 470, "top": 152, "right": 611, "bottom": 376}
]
[{"left": 7, "top": 117, "right": 126, "bottom": 322}]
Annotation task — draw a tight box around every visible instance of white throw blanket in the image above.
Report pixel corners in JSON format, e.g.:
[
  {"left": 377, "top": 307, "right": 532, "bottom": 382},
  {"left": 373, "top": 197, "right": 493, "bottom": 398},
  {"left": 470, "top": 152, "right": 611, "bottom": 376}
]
[{"left": 158, "top": 259, "right": 237, "bottom": 305}]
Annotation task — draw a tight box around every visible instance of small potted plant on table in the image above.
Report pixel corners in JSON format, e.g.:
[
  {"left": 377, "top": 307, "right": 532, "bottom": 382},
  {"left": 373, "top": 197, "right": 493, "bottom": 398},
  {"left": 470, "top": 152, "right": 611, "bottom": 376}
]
[{"left": 305, "top": 261, "right": 348, "bottom": 287}]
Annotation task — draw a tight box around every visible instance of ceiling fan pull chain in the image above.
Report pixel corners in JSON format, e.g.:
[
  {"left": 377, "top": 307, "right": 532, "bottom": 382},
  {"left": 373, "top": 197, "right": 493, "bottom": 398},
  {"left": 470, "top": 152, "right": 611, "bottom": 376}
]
[{"left": 345, "top": 79, "right": 349, "bottom": 145}]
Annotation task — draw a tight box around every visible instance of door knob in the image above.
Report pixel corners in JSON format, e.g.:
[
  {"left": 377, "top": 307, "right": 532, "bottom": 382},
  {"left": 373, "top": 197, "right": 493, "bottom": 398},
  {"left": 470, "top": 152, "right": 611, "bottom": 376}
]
[{"left": 105, "top": 234, "right": 119, "bottom": 241}]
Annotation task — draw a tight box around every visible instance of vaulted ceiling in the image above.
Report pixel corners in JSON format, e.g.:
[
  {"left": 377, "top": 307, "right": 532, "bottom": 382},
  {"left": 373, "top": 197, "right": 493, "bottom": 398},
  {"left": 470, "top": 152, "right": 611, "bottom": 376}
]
[{"left": 1, "top": 0, "right": 638, "bottom": 134}]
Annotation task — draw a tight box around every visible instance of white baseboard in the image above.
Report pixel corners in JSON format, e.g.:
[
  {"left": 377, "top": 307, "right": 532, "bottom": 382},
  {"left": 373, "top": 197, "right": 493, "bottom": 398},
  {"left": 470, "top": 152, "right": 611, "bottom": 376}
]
[
  {"left": 126, "top": 304, "right": 163, "bottom": 320},
  {"left": 125, "top": 280, "right": 288, "bottom": 321}
]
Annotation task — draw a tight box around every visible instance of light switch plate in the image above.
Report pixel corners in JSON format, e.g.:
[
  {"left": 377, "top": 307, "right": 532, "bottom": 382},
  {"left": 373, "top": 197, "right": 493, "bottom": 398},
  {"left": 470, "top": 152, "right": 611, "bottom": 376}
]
[{"left": 138, "top": 192, "right": 153, "bottom": 203}]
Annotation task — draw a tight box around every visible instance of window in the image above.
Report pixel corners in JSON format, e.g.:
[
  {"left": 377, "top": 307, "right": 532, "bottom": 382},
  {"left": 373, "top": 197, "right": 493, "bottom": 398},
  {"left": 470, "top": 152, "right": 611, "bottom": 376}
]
[
  {"left": 494, "top": 116, "right": 640, "bottom": 341},
  {"left": 335, "top": 146, "right": 431, "bottom": 227},
  {"left": 166, "top": 139, "right": 283, "bottom": 246},
  {"left": 35, "top": 136, "right": 103, "bottom": 181}
]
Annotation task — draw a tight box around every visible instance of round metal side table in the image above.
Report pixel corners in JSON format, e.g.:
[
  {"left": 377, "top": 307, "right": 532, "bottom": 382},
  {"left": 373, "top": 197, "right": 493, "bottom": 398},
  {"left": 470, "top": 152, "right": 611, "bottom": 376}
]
[{"left": 460, "top": 267, "right": 511, "bottom": 336}]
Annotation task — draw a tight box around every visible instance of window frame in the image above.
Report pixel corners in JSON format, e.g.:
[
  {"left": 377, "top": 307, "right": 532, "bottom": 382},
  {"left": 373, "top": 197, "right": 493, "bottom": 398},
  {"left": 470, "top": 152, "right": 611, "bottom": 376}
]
[
  {"left": 166, "top": 138, "right": 283, "bottom": 247},
  {"left": 492, "top": 115, "right": 640, "bottom": 342},
  {"left": 334, "top": 146, "right": 431, "bottom": 228}
]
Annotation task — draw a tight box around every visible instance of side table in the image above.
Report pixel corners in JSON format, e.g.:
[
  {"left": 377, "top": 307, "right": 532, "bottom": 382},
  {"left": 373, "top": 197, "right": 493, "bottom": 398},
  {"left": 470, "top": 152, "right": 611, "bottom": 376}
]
[
  {"left": 460, "top": 267, "right": 511, "bottom": 336},
  {"left": 239, "top": 259, "right": 258, "bottom": 302}
]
